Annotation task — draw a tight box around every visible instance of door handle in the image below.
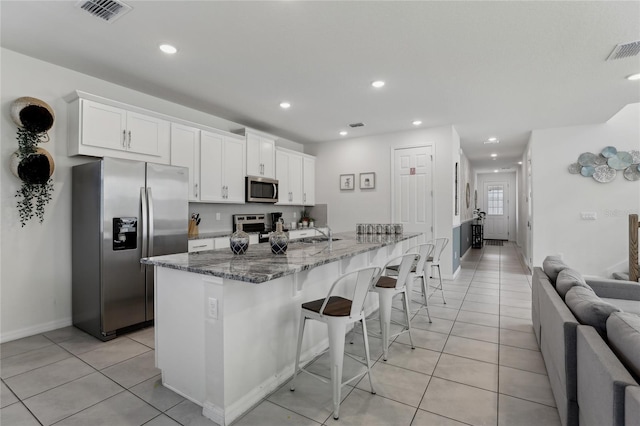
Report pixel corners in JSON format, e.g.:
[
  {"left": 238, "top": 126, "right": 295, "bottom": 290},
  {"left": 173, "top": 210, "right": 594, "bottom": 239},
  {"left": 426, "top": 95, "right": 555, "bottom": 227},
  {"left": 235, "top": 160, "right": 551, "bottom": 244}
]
[
  {"left": 122, "top": 130, "right": 127, "bottom": 148},
  {"left": 140, "top": 187, "right": 148, "bottom": 271},
  {"left": 194, "top": 183, "right": 198, "bottom": 198},
  {"left": 147, "top": 187, "right": 154, "bottom": 256},
  {"left": 128, "top": 130, "right": 132, "bottom": 149}
]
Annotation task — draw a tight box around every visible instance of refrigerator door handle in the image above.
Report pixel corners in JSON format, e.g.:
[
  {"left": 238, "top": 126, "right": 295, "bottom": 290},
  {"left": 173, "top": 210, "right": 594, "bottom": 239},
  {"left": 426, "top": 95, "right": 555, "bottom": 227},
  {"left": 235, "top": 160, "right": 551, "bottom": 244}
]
[
  {"left": 141, "top": 187, "right": 148, "bottom": 271},
  {"left": 147, "top": 187, "right": 155, "bottom": 256}
]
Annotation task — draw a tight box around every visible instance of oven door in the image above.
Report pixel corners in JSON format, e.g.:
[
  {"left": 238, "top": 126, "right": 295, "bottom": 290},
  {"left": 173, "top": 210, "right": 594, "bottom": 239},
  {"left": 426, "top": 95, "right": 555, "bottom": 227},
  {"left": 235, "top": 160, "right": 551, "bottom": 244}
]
[{"left": 246, "top": 177, "right": 278, "bottom": 203}]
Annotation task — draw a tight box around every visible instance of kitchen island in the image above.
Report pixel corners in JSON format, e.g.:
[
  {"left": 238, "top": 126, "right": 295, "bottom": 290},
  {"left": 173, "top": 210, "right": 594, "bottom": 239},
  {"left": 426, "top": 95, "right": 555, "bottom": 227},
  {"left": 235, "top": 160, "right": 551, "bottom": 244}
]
[{"left": 142, "top": 231, "right": 421, "bottom": 426}]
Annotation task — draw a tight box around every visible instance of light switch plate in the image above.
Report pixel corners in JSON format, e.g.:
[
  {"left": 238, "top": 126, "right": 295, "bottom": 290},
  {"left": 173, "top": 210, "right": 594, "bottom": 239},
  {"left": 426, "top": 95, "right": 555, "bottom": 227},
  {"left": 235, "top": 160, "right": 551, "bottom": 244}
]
[
  {"left": 216, "top": 212, "right": 221, "bottom": 221},
  {"left": 208, "top": 297, "right": 218, "bottom": 319}
]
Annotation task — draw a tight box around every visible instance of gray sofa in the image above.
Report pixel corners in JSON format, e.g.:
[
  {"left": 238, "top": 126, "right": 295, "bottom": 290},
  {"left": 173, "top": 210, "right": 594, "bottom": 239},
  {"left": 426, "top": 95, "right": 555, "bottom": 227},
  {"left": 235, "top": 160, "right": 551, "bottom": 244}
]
[{"left": 532, "top": 258, "right": 640, "bottom": 426}]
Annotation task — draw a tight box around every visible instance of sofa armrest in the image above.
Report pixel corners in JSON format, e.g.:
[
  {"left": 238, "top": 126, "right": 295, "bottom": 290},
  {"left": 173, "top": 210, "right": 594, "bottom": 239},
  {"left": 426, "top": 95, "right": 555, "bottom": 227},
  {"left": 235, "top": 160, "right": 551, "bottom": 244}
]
[{"left": 584, "top": 277, "right": 640, "bottom": 300}]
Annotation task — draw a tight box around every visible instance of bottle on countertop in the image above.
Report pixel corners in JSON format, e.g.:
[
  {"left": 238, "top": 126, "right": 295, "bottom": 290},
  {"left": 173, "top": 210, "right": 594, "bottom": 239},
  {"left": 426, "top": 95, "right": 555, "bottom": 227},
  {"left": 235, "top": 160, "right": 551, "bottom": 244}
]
[
  {"left": 230, "top": 223, "right": 249, "bottom": 255},
  {"left": 270, "top": 220, "right": 289, "bottom": 255}
]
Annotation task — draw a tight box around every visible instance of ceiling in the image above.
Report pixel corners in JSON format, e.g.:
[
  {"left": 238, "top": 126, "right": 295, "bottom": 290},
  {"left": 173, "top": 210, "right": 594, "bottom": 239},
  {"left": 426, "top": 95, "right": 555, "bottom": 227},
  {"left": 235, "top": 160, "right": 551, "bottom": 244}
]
[{"left": 1, "top": 1, "right": 639, "bottom": 172}]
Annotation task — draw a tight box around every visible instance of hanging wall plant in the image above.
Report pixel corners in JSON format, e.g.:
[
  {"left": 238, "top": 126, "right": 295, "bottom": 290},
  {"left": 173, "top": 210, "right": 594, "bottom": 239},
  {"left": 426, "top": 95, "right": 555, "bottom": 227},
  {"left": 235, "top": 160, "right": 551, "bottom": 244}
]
[{"left": 10, "top": 97, "right": 56, "bottom": 227}]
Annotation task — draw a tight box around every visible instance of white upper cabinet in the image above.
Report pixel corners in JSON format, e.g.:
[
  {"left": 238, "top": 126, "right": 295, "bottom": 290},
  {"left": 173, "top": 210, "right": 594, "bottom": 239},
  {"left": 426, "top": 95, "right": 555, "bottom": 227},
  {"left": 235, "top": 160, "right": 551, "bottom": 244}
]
[
  {"left": 170, "top": 123, "right": 200, "bottom": 201},
  {"left": 245, "top": 130, "right": 275, "bottom": 178},
  {"left": 67, "top": 92, "right": 170, "bottom": 163},
  {"left": 200, "top": 131, "right": 246, "bottom": 203},
  {"left": 302, "top": 156, "right": 315, "bottom": 206},
  {"left": 275, "top": 148, "right": 315, "bottom": 206}
]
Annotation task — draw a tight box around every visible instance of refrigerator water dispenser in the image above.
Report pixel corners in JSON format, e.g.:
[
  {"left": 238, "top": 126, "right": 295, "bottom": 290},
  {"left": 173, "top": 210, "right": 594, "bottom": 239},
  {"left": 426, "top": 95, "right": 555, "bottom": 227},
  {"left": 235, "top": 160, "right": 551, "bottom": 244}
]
[{"left": 113, "top": 217, "right": 137, "bottom": 250}]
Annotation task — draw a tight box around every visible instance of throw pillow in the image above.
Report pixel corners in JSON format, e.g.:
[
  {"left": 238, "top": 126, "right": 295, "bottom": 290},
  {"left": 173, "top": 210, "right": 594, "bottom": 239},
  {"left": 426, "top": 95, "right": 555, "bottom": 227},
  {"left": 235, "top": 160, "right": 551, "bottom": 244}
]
[
  {"left": 606, "top": 312, "right": 640, "bottom": 378},
  {"left": 565, "top": 286, "right": 621, "bottom": 335},
  {"left": 542, "top": 255, "right": 568, "bottom": 285},
  {"left": 556, "top": 268, "right": 593, "bottom": 299}
]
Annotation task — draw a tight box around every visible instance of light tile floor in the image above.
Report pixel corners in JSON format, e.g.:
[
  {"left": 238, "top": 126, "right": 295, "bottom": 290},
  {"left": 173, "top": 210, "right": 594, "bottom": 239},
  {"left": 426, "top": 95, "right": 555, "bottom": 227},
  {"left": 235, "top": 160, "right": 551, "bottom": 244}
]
[{"left": 0, "top": 243, "right": 561, "bottom": 426}]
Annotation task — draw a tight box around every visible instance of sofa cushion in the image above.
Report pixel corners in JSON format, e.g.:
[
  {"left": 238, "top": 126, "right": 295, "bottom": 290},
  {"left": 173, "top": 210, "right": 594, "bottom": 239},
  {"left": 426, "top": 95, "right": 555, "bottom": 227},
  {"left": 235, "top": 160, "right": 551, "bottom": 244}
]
[
  {"left": 565, "top": 286, "right": 621, "bottom": 335},
  {"left": 606, "top": 312, "right": 640, "bottom": 379},
  {"left": 556, "top": 268, "right": 593, "bottom": 299},
  {"left": 543, "top": 255, "right": 568, "bottom": 285},
  {"left": 601, "top": 298, "right": 640, "bottom": 315}
]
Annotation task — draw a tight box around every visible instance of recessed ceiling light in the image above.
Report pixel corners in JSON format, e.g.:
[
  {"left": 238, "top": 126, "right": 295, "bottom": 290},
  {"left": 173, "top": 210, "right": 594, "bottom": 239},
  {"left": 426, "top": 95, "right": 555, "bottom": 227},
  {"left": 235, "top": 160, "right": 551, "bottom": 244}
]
[
  {"left": 627, "top": 73, "right": 640, "bottom": 81},
  {"left": 490, "top": 153, "right": 497, "bottom": 157},
  {"left": 488, "top": 137, "right": 497, "bottom": 142},
  {"left": 339, "top": 131, "right": 348, "bottom": 136},
  {"left": 412, "top": 120, "right": 422, "bottom": 126},
  {"left": 494, "top": 170, "right": 499, "bottom": 173},
  {"left": 159, "top": 44, "right": 177, "bottom": 54},
  {"left": 279, "top": 101, "right": 291, "bottom": 109},
  {"left": 518, "top": 161, "right": 523, "bottom": 165},
  {"left": 371, "top": 80, "right": 385, "bottom": 88}
]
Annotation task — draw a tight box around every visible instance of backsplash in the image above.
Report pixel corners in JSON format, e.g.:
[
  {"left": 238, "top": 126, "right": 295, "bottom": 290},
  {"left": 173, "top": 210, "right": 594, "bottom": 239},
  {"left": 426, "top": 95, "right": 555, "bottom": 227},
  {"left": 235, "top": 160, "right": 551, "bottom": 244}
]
[{"left": 189, "top": 203, "right": 328, "bottom": 233}]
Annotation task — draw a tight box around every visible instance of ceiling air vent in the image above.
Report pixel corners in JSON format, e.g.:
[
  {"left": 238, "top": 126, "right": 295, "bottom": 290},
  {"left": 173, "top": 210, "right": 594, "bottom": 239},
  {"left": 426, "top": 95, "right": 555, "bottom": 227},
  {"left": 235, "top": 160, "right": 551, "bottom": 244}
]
[
  {"left": 349, "top": 122, "right": 365, "bottom": 128},
  {"left": 76, "top": 0, "right": 132, "bottom": 23},
  {"left": 606, "top": 41, "right": 640, "bottom": 61}
]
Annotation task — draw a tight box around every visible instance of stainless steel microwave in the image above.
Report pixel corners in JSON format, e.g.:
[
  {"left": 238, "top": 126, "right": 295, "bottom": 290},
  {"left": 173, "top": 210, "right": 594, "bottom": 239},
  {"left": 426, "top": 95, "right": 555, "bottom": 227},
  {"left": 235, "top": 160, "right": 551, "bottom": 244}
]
[{"left": 245, "top": 176, "right": 279, "bottom": 203}]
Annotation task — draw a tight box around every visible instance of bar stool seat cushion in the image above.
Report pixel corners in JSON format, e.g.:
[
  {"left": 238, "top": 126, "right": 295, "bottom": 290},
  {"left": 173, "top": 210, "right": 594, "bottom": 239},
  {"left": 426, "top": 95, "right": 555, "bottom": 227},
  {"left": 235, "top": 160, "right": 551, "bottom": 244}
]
[
  {"left": 386, "top": 262, "right": 418, "bottom": 273},
  {"left": 302, "top": 296, "right": 352, "bottom": 316},
  {"left": 375, "top": 276, "right": 398, "bottom": 289}
]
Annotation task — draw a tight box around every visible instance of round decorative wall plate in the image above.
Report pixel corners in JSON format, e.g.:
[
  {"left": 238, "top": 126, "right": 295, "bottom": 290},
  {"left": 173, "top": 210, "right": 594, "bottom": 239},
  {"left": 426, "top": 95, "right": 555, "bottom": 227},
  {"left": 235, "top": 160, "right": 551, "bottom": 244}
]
[
  {"left": 594, "top": 155, "right": 608, "bottom": 165},
  {"left": 592, "top": 165, "right": 616, "bottom": 183},
  {"left": 581, "top": 166, "right": 595, "bottom": 177},
  {"left": 10, "top": 97, "right": 55, "bottom": 134},
  {"left": 568, "top": 163, "right": 581, "bottom": 174},
  {"left": 630, "top": 150, "right": 640, "bottom": 164},
  {"left": 607, "top": 152, "right": 633, "bottom": 170},
  {"left": 601, "top": 146, "right": 617, "bottom": 158},
  {"left": 623, "top": 165, "right": 640, "bottom": 181},
  {"left": 578, "top": 152, "right": 597, "bottom": 166}
]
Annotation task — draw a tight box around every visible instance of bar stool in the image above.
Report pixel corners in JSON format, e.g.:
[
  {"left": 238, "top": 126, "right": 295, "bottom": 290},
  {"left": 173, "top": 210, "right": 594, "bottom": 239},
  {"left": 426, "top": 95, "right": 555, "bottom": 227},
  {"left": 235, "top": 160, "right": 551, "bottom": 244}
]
[
  {"left": 426, "top": 238, "right": 449, "bottom": 304},
  {"left": 387, "top": 243, "right": 435, "bottom": 322},
  {"left": 290, "top": 266, "right": 382, "bottom": 420},
  {"left": 370, "top": 253, "right": 419, "bottom": 361}
]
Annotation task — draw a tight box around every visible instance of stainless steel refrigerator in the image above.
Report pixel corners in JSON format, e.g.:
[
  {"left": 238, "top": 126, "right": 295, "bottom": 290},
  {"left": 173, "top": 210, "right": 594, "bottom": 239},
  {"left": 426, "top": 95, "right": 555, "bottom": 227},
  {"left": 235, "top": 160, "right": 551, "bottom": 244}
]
[{"left": 72, "top": 158, "right": 188, "bottom": 340}]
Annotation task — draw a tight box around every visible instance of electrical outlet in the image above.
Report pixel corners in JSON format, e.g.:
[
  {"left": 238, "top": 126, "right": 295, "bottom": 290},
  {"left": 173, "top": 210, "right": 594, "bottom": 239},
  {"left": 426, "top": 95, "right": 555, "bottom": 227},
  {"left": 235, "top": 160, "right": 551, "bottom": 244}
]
[
  {"left": 580, "top": 212, "right": 597, "bottom": 220},
  {"left": 216, "top": 212, "right": 221, "bottom": 221},
  {"left": 208, "top": 297, "right": 218, "bottom": 319}
]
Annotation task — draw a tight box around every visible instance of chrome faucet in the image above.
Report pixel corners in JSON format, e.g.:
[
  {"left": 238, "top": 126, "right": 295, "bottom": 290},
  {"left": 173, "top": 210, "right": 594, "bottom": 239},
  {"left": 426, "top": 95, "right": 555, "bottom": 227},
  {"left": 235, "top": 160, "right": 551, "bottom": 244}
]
[{"left": 311, "top": 226, "right": 332, "bottom": 250}]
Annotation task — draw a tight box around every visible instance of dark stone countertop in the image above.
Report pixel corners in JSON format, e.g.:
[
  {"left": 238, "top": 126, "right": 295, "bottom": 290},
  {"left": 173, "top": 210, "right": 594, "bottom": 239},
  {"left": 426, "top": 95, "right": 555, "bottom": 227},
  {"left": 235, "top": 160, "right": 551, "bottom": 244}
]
[{"left": 143, "top": 232, "right": 420, "bottom": 284}]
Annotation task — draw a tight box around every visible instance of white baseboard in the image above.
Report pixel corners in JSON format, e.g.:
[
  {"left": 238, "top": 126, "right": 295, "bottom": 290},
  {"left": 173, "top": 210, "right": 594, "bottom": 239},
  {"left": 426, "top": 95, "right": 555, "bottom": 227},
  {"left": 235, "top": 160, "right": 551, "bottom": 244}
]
[
  {"left": 201, "top": 337, "right": 330, "bottom": 426},
  {"left": 0, "top": 317, "right": 72, "bottom": 344}
]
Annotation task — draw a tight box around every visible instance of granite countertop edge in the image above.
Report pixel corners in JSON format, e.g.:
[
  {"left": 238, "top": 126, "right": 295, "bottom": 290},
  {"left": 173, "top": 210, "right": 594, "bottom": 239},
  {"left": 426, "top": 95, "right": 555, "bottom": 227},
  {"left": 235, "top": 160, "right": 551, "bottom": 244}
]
[{"left": 143, "top": 232, "right": 421, "bottom": 284}]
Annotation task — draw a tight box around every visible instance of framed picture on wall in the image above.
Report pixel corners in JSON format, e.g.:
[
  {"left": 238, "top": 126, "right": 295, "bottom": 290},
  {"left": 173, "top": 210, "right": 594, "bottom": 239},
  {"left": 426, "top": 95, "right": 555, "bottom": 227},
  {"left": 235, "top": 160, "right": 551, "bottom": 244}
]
[
  {"left": 340, "top": 174, "right": 355, "bottom": 190},
  {"left": 359, "top": 172, "right": 376, "bottom": 189}
]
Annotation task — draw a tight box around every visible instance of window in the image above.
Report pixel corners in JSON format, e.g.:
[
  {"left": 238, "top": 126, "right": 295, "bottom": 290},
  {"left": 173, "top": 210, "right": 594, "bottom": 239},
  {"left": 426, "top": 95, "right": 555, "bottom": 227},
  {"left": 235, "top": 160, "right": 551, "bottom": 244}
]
[{"left": 487, "top": 185, "right": 504, "bottom": 215}]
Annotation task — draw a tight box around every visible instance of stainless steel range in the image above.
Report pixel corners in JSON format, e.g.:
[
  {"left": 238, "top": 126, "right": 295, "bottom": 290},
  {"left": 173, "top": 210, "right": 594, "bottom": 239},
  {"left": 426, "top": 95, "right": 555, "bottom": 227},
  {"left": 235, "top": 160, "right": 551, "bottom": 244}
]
[{"left": 232, "top": 214, "right": 270, "bottom": 243}]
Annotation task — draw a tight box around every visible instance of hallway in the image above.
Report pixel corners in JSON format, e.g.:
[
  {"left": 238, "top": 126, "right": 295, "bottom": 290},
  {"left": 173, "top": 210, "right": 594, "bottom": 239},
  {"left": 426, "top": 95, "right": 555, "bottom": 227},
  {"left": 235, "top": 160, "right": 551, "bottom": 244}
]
[{"left": 0, "top": 243, "right": 560, "bottom": 425}]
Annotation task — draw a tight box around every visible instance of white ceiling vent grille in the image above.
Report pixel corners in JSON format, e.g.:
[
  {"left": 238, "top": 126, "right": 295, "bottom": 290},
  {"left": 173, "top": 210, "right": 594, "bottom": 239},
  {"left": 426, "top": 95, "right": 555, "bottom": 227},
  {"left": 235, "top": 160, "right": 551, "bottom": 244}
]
[
  {"left": 76, "top": 0, "right": 132, "bottom": 23},
  {"left": 607, "top": 41, "right": 640, "bottom": 61}
]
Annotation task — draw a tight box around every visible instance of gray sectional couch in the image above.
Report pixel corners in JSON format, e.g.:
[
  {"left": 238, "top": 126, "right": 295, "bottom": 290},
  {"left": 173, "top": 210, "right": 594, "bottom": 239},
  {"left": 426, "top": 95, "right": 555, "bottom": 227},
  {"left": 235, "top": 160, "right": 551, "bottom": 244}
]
[{"left": 532, "top": 257, "right": 640, "bottom": 426}]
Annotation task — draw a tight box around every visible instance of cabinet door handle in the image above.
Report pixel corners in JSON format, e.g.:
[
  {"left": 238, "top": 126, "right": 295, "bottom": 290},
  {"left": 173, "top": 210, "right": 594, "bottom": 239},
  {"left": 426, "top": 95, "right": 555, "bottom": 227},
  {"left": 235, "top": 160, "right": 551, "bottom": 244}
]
[
  {"left": 128, "top": 130, "right": 132, "bottom": 149},
  {"left": 303, "top": 193, "right": 306, "bottom": 203},
  {"left": 194, "top": 183, "right": 198, "bottom": 198},
  {"left": 122, "top": 130, "right": 126, "bottom": 148}
]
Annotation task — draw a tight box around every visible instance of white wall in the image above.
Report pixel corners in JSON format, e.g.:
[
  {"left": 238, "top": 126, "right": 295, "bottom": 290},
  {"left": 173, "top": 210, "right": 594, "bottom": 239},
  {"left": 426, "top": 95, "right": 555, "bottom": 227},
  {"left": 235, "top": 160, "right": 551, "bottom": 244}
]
[
  {"left": 0, "top": 48, "right": 302, "bottom": 342},
  {"left": 306, "top": 125, "right": 459, "bottom": 278},
  {"left": 530, "top": 103, "right": 640, "bottom": 276}
]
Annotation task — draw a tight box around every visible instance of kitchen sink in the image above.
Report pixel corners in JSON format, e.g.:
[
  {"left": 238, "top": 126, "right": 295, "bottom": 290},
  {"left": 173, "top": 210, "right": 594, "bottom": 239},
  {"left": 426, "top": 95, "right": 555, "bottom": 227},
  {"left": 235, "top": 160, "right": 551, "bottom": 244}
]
[{"left": 295, "top": 237, "right": 341, "bottom": 244}]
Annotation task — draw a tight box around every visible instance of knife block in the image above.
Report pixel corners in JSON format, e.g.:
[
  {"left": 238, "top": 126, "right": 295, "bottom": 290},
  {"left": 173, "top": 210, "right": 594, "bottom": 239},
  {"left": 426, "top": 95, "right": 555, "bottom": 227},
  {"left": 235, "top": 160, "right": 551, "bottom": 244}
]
[{"left": 188, "top": 219, "right": 199, "bottom": 237}]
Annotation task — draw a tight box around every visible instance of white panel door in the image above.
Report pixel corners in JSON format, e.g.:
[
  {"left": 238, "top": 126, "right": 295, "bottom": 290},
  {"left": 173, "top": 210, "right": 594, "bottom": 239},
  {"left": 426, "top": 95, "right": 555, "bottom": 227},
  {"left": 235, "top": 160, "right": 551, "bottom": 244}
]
[
  {"left": 170, "top": 123, "right": 200, "bottom": 201},
  {"left": 303, "top": 156, "right": 315, "bottom": 206},
  {"left": 289, "top": 153, "right": 303, "bottom": 205},
  {"left": 484, "top": 181, "right": 510, "bottom": 240},
  {"left": 393, "top": 146, "right": 433, "bottom": 241},
  {"left": 199, "top": 131, "right": 224, "bottom": 202},
  {"left": 127, "top": 111, "right": 167, "bottom": 156},
  {"left": 81, "top": 100, "right": 127, "bottom": 151},
  {"left": 223, "top": 136, "right": 246, "bottom": 203}
]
